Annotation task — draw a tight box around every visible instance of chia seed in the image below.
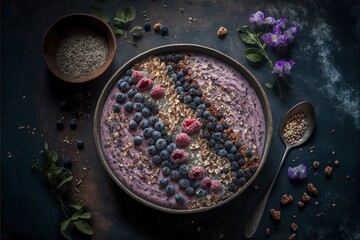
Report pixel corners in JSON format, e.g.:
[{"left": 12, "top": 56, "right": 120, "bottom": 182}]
[{"left": 56, "top": 26, "right": 108, "bottom": 78}]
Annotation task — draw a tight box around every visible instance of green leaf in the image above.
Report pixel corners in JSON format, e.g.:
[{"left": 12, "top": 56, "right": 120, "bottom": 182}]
[
  {"left": 79, "top": 212, "right": 91, "bottom": 219},
  {"left": 130, "top": 26, "right": 142, "bottom": 36},
  {"left": 48, "top": 150, "right": 58, "bottom": 163},
  {"left": 47, "top": 173, "right": 57, "bottom": 186},
  {"left": 239, "top": 33, "right": 256, "bottom": 45},
  {"left": 60, "top": 228, "right": 71, "bottom": 240},
  {"left": 112, "top": 26, "right": 124, "bottom": 36},
  {"left": 70, "top": 203, "right": 83, "bottom": 210},
  {"left": 50, "top": 167, "right": 63, "bottom": 176},
  {"left": 244, "top": 48, "right": 264, "bottom": 62},
  {"left": 265, "top": 83, "right": 274, "bottom": 88},
  {"left": 237, "top": 25, "right": 253, "bottom": 34},
  {"left": 115, "top": 8, "right": 125, "bottom": 22},
  {"left": 124, "top": 5, "right": 136, "bottom": 22},
  {"left": 73, "top": 220, "right": 94, "bottom": 235},
  {"left": 61, "top": 220, "right": 70, "bottom": 232},
  {"left": 57, "top": 175, "right": 73, "bottom": 189},
  {"left": 90, "top": 4, "right": 110, "bottom": 23}
]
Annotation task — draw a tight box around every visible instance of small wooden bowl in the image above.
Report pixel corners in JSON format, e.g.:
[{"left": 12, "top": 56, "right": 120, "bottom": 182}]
[{"left": 42, "top": 13, "right": 116, "bottom": 83}]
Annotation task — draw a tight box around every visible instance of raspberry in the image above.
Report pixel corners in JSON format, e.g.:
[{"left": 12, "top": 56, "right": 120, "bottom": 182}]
[
  {"left": 170, "top": 149, "right": 188, "bottom": 163},
  {"left": 181, "top": 118, "right": 202, "bottom": 135},
  {"left": 131, "top": 70, "right": 144, "bottom": 83},
  {"left": 188, "top": 166, "right": 203, "bottom": 179},
  {"left": 175, "top": 133, "right": 191, "bottom": 147},
  {"left": 136, "top": 78, "right": 154, "bottom": 92},
  {"left": 150, "top": 85, "right": 164, "bottom": 99},
  {"left": 201, "top": 177, "right": 212, "bottom": 189},
  {"left": 210, "top": 180, "right": 222, "bottom": 192}
]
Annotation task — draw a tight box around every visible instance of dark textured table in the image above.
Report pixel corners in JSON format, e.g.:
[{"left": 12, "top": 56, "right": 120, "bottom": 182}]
[{"left": 1, "top": 0, "right": 359, "bottom": 239}]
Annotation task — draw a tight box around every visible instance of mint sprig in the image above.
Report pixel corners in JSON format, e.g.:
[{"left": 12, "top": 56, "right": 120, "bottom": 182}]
[{"left": 32, "top": 143, "right": 93, "bottom": 240}]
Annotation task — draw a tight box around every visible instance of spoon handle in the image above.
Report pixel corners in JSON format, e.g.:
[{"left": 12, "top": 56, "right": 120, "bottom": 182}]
[{"left": 244, "top": 147, "right": 290, "bottom": 238}]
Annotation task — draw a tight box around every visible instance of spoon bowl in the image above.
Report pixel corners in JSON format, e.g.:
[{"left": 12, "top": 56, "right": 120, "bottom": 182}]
[{"left": 244, "top": 101, "right": 316, "bottom": 238}]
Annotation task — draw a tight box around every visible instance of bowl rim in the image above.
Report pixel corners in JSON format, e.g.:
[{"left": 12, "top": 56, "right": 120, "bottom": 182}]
[
  {"left": 93, "top": 43, "right": 273, "bottom": 214},
  {"left": 42, "top": 13, "right": 117, "bottom": 83}
]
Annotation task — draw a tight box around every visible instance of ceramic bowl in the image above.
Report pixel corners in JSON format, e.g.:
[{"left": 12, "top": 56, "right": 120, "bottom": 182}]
[{"left": 42, "top": 13, "right": 116, "bottom": 83}]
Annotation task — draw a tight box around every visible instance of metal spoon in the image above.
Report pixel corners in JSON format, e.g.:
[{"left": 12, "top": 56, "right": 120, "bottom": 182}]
[{"left": 244, "top": 101, "right": 316, "bottom": 238}]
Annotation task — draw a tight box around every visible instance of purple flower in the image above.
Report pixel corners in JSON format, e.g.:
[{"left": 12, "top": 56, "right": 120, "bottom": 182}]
[
  {"left": 249, "top": 11, "right": 264, "bottom": 25},
  {"left": 272, "top": 59, "right": 295, "bottom": 77},
  {"left": 264, "top": 16, "right": 276, "bottom": 25},
  {"left": 262, "top": 33, "right": 284, "bottom": 47},
  {"left": 284, "top": 25, "right": 300, "bottom": 43},
  {"left": 276, "top": 18, "right": 288, "bottom": 28},
  {"left": 288, "top": 164, "right": 307, "bottom": 179}
]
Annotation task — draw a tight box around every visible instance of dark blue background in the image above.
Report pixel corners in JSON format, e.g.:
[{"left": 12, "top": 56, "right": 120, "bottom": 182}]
[{"left": 1, "top": 0, "right": 359, "bottom": 239}]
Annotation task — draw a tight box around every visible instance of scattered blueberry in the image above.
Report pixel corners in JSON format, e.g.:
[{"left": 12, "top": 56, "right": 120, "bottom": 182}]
[
  {"left": 185, "top": 186, "right": 195, "bottom": 195},
  {"left": 184, "top": 95, "right": 193, "bottom": 104},
  {"left": 190, "top": 179, "right": 201, "bottom": 188},
  {"left": 168, "top": 161, "right": 179, "bottom": 169},
  {"left": 160, "top": 149, "right": 170, "bottom": 160},
  {"left": 77, "top": 140, "right": 84, "bottom": 150},
  {"left": 245, "top": 149, "right": 253, "bottom": 158},
  {"left": 134, "top": 136, "right": 143, "bottom": 145},
  {"left": 149, "top": 116, "right": 159, "bottom": 125},
  {"left": 224, "top": 140, "right": 233, "bottom": 149},
  {"left": 134, "top": 103, "right": 144, "bottom": 112},
  {"left": 152, "top": 155, "right": 161, "bottom": 164},
  {"left": 215, "top": 124, "right": 223, "bottom": 132},
  {"left": 152, "top": 131, "right": 162, "bottom": 141},
  {"left": 179, "top": 178, "right": 190, "bottom": 188},
  {"left": 227, "top": 153, "right": 235, "bottom": 161},
  {"left": 148, "top": 145, "right": 157, "bottom": 155},
  {"left": 206, "top": 123, "right": 214, "bottom": 131},
  {"left": 134, "top": 112, "right": 143, "bottom": 123},
  {"left": 144, "top": 22, "right": 151, "bottom": 32},
  {"left": 193, "top": 97, "right": 202, "bottom": 105},
  {"left": 179, "top": 164, "right": 190, "bottom": 175},
  {"left": 140, "top": 119, "right": 150, "bottom": 129},
  {"left": 134, "top": 93, "right": 145, "bottom": 103},
  {"left": 160, "top": 26, "right": 168, "bottom": 36},
  {"left": 231, "top": 161, "right": 240, "bottom": 171},
  {"left": 147, "top": 138, "right": 155, "bottom": 146},
  {"left": 154, "top": 121, "right": 165, "bottom": 131},
  {"left": 119, "top": 82, "right": 130, "bottom": 92},
  {"left": 188, "top": 88, "right": 196, "bottom": 96},
  {"left": 127, "top": 88, "right": 137, "bottom": 98},
  {"left": 218, "top": 149, "right": 228, "bottom": 157},
  {"left": 141, "top": 107, "right": 151, "bottom": 117},
  {"left": 235, "top": 177, "right": 246, "bottom": 187},
  {"left": 170, "top": 169, "right": 181, "bottom": 181},
  {"left": 69, "top": 119, "right": 77, "bottom": 130},
  {"left": 203, "top": 111, "right": 211, "bottom": 119},
  {"left": 63, "top": 157, "right": 72, "bottom": 169},
  {"left": 56, "top": 120, "right": 64, "bottom": 130},
  {"left": 195, "top": 188, "right": 208, "bottom": 197},
  {"left": 166, "top": 143, "right": 177, "bottom": 153},
  {"left": 143, "top": 127, "right": 154, "bottom": 138}
]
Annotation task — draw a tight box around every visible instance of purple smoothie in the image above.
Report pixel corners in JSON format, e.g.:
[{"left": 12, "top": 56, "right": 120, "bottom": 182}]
[{"left": 99, "top": 52, "right": 266, "bottom": 210}]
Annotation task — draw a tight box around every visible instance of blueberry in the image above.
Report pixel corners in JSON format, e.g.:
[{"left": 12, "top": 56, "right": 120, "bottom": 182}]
[
  {"left": 154, "top": 121, "right": 165, "bottom": 131},
  {"left": 127, "top": 88, "right": 137, "bottom": 98},
  {"left": 235, "top": 177, "right": 246, "bottom": 187},
  {"left": 120, "top": 82, "right": 130, "bottom": 92},
  {"left": 204, "top": 101, "right": 211, "bottom": 107},
  {"left": 149, "top": 116, "right": 159, "bottom": 125},
  {"left": 77, "top": 140, "right": 85, "bottom": 150},
  {"left": 116, "top": 79, "right": 124, "bottom": 89},
  {"left": 197, "top": 104, "right": 206, "bottom": 111},
  {"left": 159, "top": 178, "right": 169, "bottom": 188},
  {"left": 179, "top": 164, "right": 190, "bottom": 175},
  {"left": 237, "top": 169, "right": 244, "bottom": 177},
  {"left": 206, "top": 123, "right": 214, "bottom": 131},
  {"left": 150, "top": 130, "right": 160, "bottom": 140},
  {"left": 218, "top": 149, "right": 228, "bottom": 157},
  {"left": 161, "top": 160, "right": 170, "bottom": 167},
  {"left": 189, "top": 102, "right": 197, "bottom": 110},
  {"left": 140, "top": 119, "right": 150, "bottom": 129},
  {"left": 134, "top": 93, "right": 145, "bottom": 103},
  {"left": 123, "top": 76, "right": 132, "bottom": 84},
  {"left": 184, "top": 95, "right": 193, "bottom": 104},
  {"left": 245, "top": 149, "right": 253, "bottom": 158},
  {"left": 175, "top": 193, "right": 185, "bottom": 204},
  {"left": 160, "top": 26, "right": 168, "bottom": 36},
  {"left": 185, "top": 186, "right": 195, "bottom": 195},
  {"left": 134, "top": 136, "right": 143, "bottom": 145},
  {"left": 203, "top": 111, "right": 211, "bottom": 119},
  {"left": 124, "top": 101, "right": 134, "bottom": 111},
  {"left": 195, "top": 109, "right": 204, "bottom": 117},
  {"left": 125, "top": 69, "right": 132, "bottom": 76},
  {"left": 230, "top": 146, "right": 238, "bottom": 154},
  {"left": 147, "top": 138, "right": 155, "bottom": 146},
  {"left": 63, "top": 171, "right": 71, "bottom": 178},
  {"left": 179, "top": 178, "right": 190, "bottom": 188},
  {"left": 221, "top": 121, "right": 229, "bottom": 129},
  {"left": 215, "top": 124, "right": 223, "bottom": 132},
  {"left": 165, "top": 185, "right": 175, "bottom": 196},
  {"left": 167, "top": 143, "right": 177, "bottom": 153},
  {"left": 193, "top": 96, "right": 202, "bottom": 105},
  {"left": 134, "top": 102, "right": 144, "bottom": 112},
  {"left": 229, "top": 183, "right": 239, "bottom": 193},
  {"left": 183, "top": 83, "right": 190, "bottom": 92},
  {"left": 212, "top": 132, "right": 222, "bottom": 141},
  {"left": 160, "top": 149, "right": 170, "bottom": 160},
  {"left": 195, "top": 188, "right": 208, "bottom": 197},
  {"left": 191, "top": 179, "right": 201, "bottom": 188},
  {"left": 148, "top": 145, "right": 157, "bottom": 155},
  {"left": 188, "top": 88, "right": 196, "bottom": 96},
  {"left": 129, "top": 120, "right": 137, "bottom": 130},
  {"left": 63, "top": 157, "right": 72, "bottom": 169},
  {"left": 249, "top": 166, "right": 256, "bottom": 174},
  {"left": 155, "top": 138, "right": 167, "bottom": 150},
  {"left": 112, "top": 103, "right": 121, "bottom": 112},
  {"left": 162, "top": 166, "right": 171, "bottom": 176},
  {"left": 69, "top": 119, "right": 77, "bottom": 130},
  {"left": 196, "top": 90, "right": 203, "bottom": 97},
  {"left": 168, "top": 161, "right": 179, "bottom": 169},
  {"left": 224, "top": 140, "right": 233, "bottom": 149},
  {"left": 141, "top": 107, "right": 151, "bottom": 117},
  {"left": 221, "top": 168, "right": 230, "bottom": 174},
  {"left": 208, "top": 139, "right": 216, "bottom": 148},
  {"left": 134, "top": 112, "right": 143, "bottom": 123},
  {"left": 175, "top": 86, "right": 184, "bottom": 94},
  {"left": 152, "top": 155, "right": 161, "bottom": 164},
  {"left": 227, "top": 153, "right": 235, "bottom": 161},
  {"left": 231, "top": 161, "right": 240, "bottom": 171},
  {"left": 237, "top": 158, "right": 245, "bottom": 166},
  {"left": 215, "top": 143, "right": 222, "bottom": 151},
  {"left": 143, "top": 127, "right": 154, "bottom": 138},
  {"left": 208, "top": 116, "right": 216, "bottom": 123},
  {"left": 144, "top": 22, "right": 151, "bottom": 32},
  {"left": 56, "top": 120, "right": 64, "bottom": 130},
  {"left": 116, "top": 93, "right": 127, "bottom": 103},
  {"left": 170, "top": 169, "right": 181, "bottom": 181}
]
